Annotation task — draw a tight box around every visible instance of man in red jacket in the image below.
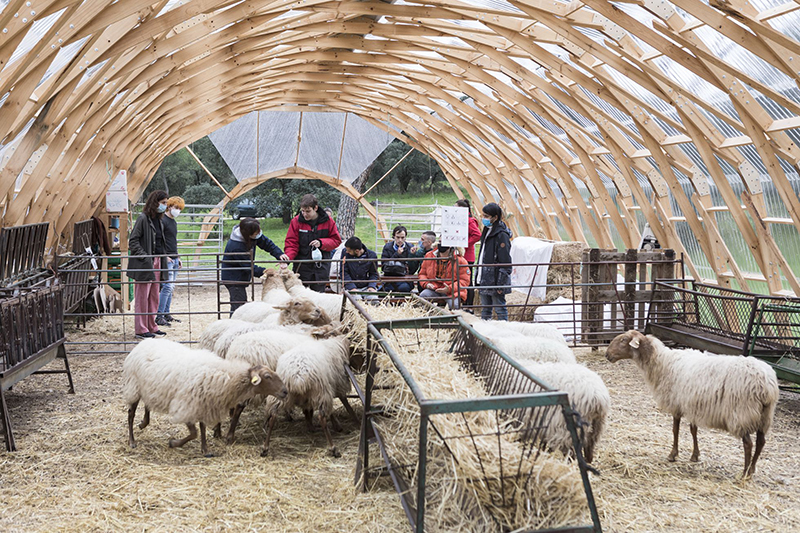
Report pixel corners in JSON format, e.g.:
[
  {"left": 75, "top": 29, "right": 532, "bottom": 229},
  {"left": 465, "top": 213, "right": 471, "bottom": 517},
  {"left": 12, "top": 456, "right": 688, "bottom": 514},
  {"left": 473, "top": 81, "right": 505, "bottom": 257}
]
[{"left": 284, "top": 194, "right": 342, "bottom": 292}]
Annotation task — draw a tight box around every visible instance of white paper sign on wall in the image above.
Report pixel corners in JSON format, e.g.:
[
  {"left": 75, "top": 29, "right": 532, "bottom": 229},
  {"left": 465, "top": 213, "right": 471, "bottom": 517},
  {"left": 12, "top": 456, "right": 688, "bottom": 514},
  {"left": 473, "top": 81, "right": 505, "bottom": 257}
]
[
  {"left": 106, "top": 169, "right": 129, "bottom": 213},
  {"left": 440, "top": 206, "right": 468, "bottom": 248}
]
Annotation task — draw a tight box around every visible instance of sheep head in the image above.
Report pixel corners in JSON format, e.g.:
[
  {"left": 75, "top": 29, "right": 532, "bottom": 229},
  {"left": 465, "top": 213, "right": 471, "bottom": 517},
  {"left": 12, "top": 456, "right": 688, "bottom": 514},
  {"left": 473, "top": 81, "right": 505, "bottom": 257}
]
[
  {"left": 249, "top": 366, "right": 288, "bottom": 399},
  {"left": 260, "top": 269, "right": 284, "bottom": 300},
  {"left": 606, "top": 330, "right": 646, "bottom": 363},
  {"left": 281, "top": 269, "right": 303, "bottom": 290},
  {"left": 275, "top": 298, "right": 332, "bottom": 326}
]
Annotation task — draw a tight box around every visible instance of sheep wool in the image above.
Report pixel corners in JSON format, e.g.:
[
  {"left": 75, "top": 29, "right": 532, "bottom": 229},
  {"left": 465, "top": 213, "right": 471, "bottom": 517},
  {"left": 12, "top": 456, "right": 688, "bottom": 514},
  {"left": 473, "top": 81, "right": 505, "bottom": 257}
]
[
  {"left": 494, "top": 336, "right": 576, "bottom": 364},
  {"left": 606, "top": 330, "right": 779, "bottom": 478},
  {"left": 123, "top": 338, "right": 286, "bottom": 455},
  {"left": 232, "top": 301, "right": 280, "bottom": 323},
  {"left": 518, "top": 361, "right": 610, "bottom": 463}
]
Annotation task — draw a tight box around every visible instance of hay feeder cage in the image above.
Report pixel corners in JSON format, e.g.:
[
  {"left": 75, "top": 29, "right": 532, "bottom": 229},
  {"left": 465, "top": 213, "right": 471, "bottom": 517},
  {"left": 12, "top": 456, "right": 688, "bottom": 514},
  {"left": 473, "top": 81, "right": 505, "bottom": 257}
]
[{"left": 354, "top": 309, "right": 602, "bottom": 532}]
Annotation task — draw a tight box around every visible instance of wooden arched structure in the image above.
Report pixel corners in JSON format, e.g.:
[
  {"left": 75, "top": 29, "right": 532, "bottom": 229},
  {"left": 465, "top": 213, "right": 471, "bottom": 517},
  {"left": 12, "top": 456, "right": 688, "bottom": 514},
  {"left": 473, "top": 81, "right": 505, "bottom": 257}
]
[{"left": 3, "top": 0, "right": 800, "bottom": 294}]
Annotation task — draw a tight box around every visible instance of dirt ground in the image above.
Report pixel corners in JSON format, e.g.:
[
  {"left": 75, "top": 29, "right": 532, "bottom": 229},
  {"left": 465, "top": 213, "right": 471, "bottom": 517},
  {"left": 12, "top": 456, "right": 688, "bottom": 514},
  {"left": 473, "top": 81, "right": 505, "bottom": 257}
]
[{"left": 0, "top": 285, "right": 798, "bottom": 532}]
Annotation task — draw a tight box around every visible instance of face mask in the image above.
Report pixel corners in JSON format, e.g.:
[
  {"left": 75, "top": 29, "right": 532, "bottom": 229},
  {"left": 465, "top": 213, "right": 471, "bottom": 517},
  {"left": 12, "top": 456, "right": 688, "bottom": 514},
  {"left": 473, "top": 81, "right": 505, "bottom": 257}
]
[
  {"left": 157, "top": 203, "right": 167, "bottom": 213},
  {"left": 311, "top": 248, "right": 323, "bottom": 261},
  {"left": 253, "top": 231, "right": 263, "bottom": 240},
  {"left": 482, "top": 218, "right": 492, "bottom": 227},
  {"left": 170, "top": 208, "right": 181, "bottom": 217}
]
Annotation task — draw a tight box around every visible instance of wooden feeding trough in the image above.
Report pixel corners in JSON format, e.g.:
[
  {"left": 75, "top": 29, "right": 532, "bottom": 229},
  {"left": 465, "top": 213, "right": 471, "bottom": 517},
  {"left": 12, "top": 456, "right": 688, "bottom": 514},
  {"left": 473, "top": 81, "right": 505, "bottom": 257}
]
[{"left": 0, "top": 223, "right": 75, "bottom": 451}]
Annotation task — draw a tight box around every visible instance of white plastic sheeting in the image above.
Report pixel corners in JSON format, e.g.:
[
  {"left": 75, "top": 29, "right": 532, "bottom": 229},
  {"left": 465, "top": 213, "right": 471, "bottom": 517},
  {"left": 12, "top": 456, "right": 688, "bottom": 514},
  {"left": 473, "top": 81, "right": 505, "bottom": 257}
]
[
  {"left": 207, "top": 110, "right": 395, "bottom": 183},
  {"left": 510, "top": 237, "right": 555, "bottom": 300}
]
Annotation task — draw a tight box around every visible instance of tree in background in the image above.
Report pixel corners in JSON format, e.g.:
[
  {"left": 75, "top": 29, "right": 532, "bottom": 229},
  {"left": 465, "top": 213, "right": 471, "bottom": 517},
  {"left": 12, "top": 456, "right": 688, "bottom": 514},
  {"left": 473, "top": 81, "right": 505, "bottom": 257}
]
[
  {"left": 145, "top": 136, "right": 448, "bottom": 218},
  {"left": 337, "top": 163, "right": 373, "bottom": 240}
]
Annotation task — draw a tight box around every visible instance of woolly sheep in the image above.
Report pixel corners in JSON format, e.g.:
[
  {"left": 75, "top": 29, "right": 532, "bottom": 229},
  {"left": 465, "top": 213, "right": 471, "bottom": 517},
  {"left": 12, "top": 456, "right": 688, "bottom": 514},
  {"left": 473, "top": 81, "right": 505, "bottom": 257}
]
[
  {"left": 123, "top": 338, "right": 287, "bottom": 455},
  {"left": 261, "top": 268, "right": 292, "bottom": 305},
  {"left": 457, "top": 311, "right": 567, "bottom": 346},
  {"left": 231, "top": 301, "right": 279, "bottom": 323},
  {"left": 262, "top": 336, "right": 356, "bottom": 458},
  {"left": 222, "top": 329, "right": 319, "bottom": 443},
  {"left": 282, "top": 270, "right": 346, "bottom": 323},
  {"left": 469, "top": 320, "right": 576, "bottom": 364},
  {"left": 200, "top": 298, "right": 331, "bottom": 356},
  {"left": 518, "top": 361, "right": 610, "bottom": 463},
  {"left": 606, "top": 330, "right": 779, "bottom": 478}
]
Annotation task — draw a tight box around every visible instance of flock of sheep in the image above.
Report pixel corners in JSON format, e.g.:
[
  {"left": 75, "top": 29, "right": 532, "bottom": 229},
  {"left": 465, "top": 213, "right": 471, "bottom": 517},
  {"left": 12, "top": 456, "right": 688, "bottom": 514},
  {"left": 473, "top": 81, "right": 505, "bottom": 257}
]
[
  {"left": 123, "top": 269, "right": 356, "bottom": 457},
  {"left": 122, "top": 269, "right": 781, "bottom": 479}
]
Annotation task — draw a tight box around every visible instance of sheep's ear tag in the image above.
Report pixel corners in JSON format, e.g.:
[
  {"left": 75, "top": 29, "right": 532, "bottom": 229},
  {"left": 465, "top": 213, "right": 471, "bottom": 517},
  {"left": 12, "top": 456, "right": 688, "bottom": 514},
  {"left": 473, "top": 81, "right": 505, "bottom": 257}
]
[
  {"left": 251, "top": 375, "right": 261, "bottom": 385},
  {"left": 629, "top": 337, "right": 640, "bottom": 349}
]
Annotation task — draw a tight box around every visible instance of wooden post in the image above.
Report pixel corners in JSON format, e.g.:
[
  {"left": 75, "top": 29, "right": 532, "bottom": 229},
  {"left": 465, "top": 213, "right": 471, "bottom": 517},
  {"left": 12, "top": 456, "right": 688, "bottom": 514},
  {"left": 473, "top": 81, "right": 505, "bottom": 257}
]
[{"left": 624, "top": 249, "right": 638, "bottom": 332}]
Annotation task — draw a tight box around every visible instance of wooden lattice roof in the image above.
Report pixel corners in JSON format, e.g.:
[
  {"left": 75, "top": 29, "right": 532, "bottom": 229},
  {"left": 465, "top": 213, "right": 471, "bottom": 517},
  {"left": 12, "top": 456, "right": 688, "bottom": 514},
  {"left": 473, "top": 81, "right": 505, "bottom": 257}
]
[{"left": 2, "top": 0, "right": 800, "bottom": 293}]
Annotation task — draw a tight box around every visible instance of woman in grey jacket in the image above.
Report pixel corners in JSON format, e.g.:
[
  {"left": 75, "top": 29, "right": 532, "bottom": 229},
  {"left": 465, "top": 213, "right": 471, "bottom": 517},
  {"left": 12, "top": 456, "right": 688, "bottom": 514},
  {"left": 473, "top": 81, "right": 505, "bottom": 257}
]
[{"left": 129, "top": 190, "right": 168, "bottom": 339}]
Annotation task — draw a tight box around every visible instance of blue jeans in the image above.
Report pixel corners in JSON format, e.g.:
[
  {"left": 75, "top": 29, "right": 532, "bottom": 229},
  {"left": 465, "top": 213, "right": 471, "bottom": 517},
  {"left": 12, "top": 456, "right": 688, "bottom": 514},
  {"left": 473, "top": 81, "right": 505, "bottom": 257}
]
[
  {"left": 157, "top": 257, "right": 180, "bottom": 318},
  {"left": 480, "top": 290, "right": 508, "bottom": 321},
  {"left": 384, "top": 281, "right": 413, "bottom": 293}
]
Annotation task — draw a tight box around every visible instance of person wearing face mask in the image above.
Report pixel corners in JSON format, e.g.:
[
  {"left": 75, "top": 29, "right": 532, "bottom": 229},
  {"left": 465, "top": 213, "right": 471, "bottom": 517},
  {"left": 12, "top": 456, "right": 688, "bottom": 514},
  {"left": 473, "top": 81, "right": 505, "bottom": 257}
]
[
  {"left": 156, "top": 196, "right": 185, "bottom": 326},
  {"left": 129, "top": 190, "right": 169, "bottom": 339},
  {"left": 222, "top": 217, "right": 290, "bottom": 315},
  {"left": 284, "top": 194, "right": 342, "bottom": 293},
  {"left": 475, "top": 202, "right": 513, "bottom": 321}
]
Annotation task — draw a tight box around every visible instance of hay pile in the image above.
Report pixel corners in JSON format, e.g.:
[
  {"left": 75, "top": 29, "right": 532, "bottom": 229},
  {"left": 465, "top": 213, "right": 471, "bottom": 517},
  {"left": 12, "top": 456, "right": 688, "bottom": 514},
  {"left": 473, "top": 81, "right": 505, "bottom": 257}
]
[{"left": 372, "top": 326, "right": 590, "bottom": 532}]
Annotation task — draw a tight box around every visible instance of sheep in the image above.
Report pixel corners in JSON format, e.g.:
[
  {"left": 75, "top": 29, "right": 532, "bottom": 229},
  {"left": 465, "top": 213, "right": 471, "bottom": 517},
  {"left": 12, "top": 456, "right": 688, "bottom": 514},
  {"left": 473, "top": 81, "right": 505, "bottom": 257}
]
[
  {"left": 221, "top": 329, "right": 320, "bottom": 443},
  {"left": 262, "top": 336, "right": 356, "bottom": 458},
  {"left": 467, "top": 320, "right": 576, "bottom": 364},
  {"left": 282, "top": 270, "right": 346, "bottom": 323},
  {"left": 517, "top": 361, "right": 610, "bottom": 463},
  {"left": 456, "top": 311, "right": 567, "bottom": 345},
  {"left": 199, "top": 298, "right": 331, "bottom": 356},
  {"left": 606, "top": 330, "right": 779, "bottom": 478},
  {"left": 231, "top": 301, "right": 279, "bottom": 323},
  {"left": 93, "top": 284, "right": 124, "bottom": 314},
  {"left": 123, "top": 338, "right": 287, "bottom": 456},
  {"left": 261, "top": 268, "right": 292, "bottom": 305}
]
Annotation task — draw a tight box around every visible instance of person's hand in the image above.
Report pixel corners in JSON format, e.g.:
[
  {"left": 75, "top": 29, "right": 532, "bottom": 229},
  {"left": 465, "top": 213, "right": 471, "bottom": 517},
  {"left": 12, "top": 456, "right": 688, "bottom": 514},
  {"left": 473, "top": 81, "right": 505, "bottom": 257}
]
[
  {"left": 426, "top": 283, "right": 435, "bottom": 290},
  {"left": 410, "top": 245, "right": 418, "bottom": 254},
  {"left": 279, "top": 253, "right": 290, "bottom": 262},
  {"left": 309, "top": 240, "right": 321, "bottom": 249},
  {"left": 435, "top": 287, "right": 448, "bottom": 294},
  {"left": 397, "top": 245, "right": 405, "bottom": 254},
  {"left": 367, "top": 287, "right": 377, "bottom": 292}
]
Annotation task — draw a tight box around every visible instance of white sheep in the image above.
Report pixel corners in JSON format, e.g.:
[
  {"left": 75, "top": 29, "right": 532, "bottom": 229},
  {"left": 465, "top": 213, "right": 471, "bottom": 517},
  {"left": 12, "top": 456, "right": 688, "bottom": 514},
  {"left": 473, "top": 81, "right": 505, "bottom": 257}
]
[
  {"left": 221, "top": 329, "right": 318, "bottom": 443},
  {"left": 458, "top": 311, "right": 567, "bottom": 346},
  {"left": 518, "top": 360, "right": 610, "bottom": 463},
  {"left": 261, "top": 268, "right": 292, "bottom": 305},
  {"left": 231, "top": 301, "right": 279, "bottom": 323},
  {"left": 472, "top": 322, "right": 576, "bottom": 364},
  {"left": 262, "top": 336, "right": 356, "bottom": 458},
  {"left": 199, "top": 298, "right": 332, "bottom": 356},
  {"left": 123, "top": 338, "right": 287, "bottom": 456},
  {"left": 606, "top": 330, "right": 779, "bottom": 478},
  {"left": 282, "top": 270, "right": 346, "bottom": 323}
]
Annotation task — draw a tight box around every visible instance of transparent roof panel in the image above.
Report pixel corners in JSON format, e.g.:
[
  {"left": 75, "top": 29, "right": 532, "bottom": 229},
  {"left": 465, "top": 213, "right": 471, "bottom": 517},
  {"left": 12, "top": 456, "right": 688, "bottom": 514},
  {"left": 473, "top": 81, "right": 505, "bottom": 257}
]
[{"left": 208, "top": 110, "right": 394, "bottom": 182}]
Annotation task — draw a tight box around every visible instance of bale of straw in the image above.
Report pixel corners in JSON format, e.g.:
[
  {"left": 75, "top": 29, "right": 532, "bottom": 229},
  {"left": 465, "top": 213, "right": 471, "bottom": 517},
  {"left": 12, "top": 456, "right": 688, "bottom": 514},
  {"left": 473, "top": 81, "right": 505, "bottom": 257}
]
[{"left": 372, "top": 327, "right": 589, "bottom": 531}]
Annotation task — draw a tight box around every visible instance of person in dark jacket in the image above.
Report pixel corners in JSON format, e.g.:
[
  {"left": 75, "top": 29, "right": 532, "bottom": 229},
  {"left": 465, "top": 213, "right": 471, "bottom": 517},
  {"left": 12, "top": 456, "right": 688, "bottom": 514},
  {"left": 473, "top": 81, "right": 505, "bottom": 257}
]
[
  {"left": 129, "top": 190, "right": 169, "bottom": 339},
  {"left": 342, "top": 236, "right": 379, "bottom": 303},
  {"left": 284, "top": 194, "right": 342, "bottom": 293},
  {"left": 156, "top": 196, "right": 184, "bottom": 326},
  {"left": 222, "top": 217, "right": 289, "bottom": 315},
  {"left": 380, "top": 225, "right": 414, "bottom": 293},
  {"left": 475, "top": 203, "right": 513, "bottom": 321}
]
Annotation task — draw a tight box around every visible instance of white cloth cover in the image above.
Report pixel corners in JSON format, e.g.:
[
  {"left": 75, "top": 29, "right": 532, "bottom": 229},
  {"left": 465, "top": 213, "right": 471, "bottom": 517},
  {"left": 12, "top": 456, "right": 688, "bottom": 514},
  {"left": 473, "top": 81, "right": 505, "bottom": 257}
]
[{"left": 510, "top": 237, "right": 555, "bottom": 299}]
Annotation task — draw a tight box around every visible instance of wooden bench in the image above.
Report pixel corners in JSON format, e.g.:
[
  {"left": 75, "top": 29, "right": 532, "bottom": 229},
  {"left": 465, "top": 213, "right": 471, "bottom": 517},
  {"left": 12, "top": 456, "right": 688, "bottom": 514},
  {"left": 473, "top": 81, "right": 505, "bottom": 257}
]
[
  {"left": 645, "top": 281, "right": 800, "bottom": 385},
  {"left": 0, "top": 283, "right": 75, "bottom": 451}
]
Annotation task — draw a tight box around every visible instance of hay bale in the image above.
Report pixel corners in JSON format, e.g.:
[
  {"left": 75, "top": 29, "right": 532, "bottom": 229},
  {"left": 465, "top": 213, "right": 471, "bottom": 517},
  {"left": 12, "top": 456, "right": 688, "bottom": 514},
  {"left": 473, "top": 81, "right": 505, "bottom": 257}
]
[
  {"left": 547, "top": 240, "right": 588, "bottom": 303},
  {"left": 372, "top": 326, "right": 589, "bottom": 531}
]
